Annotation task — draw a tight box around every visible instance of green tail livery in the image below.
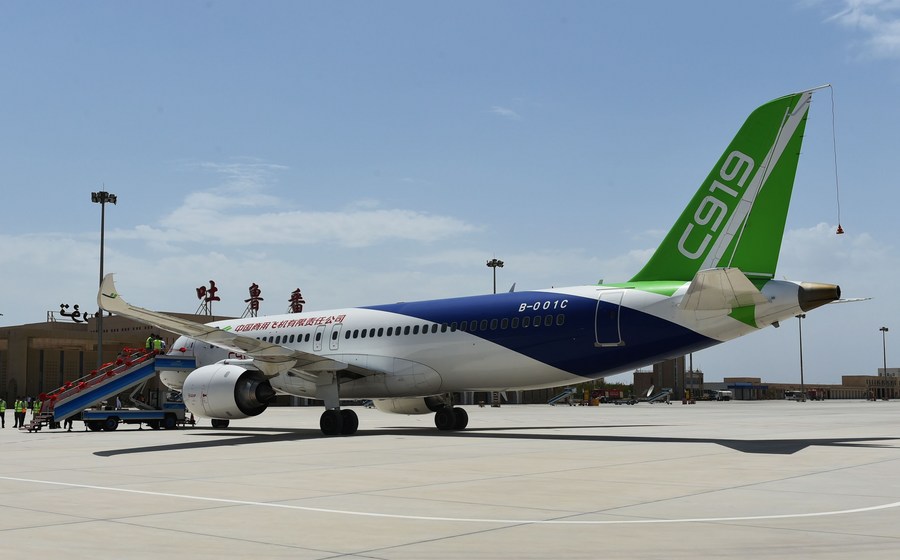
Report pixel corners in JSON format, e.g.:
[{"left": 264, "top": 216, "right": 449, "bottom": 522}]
[{"left": 632, "top": 91, "right": 811, "bottom": 283}]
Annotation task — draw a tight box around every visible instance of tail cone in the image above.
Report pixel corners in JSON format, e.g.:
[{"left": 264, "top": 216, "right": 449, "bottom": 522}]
[{"left": 798, "top": 282, "right": 841, "bottom": 312}]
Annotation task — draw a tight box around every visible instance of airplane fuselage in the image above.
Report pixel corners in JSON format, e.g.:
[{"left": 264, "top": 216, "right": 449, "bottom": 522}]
[{"left": 162, "top": 279, "right": 814, "bottom": 400}]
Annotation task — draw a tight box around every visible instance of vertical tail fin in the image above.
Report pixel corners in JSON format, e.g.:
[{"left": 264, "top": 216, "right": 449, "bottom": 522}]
[{"left": 630, "top": 90, "right": 813, "bottom": 283}]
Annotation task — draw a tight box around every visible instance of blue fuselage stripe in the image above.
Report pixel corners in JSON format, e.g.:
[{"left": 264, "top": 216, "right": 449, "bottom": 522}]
[{"left": 364, "top": 291, "right": 716, "bottom": 379}]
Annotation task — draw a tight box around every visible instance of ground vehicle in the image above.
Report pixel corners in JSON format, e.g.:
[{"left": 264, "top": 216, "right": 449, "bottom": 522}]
[
  {"left": 784, "top": 390, "right": 806, "bottom": 402},
  {"left": 81, "top": 394, "right": 187, "bottom": 431},
  {"left": 591, "top": 389, "right": 624, "bottom": 403}
]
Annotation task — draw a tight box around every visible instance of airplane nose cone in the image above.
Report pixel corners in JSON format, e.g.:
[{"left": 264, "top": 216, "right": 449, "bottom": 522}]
[{"left": 798, "top": 282, "right": 841, "bottom": 312}]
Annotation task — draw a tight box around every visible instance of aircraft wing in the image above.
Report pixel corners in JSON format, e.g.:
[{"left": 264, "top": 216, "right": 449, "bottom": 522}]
[
  {"left": 678, "top": 268, "right": 768, "bottom": 311},
  {"left": 98, "top": 274, "right": 347, "bottom": 376}
]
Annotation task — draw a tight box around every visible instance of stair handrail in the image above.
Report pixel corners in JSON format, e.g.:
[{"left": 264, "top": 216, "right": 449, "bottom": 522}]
[{"left": 40, "top": 348, "right": 157, "bottom": 413}]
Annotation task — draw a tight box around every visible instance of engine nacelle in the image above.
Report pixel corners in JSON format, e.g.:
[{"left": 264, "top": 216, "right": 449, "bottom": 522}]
[
  {"left": 182, "top": 363, "right": 277, "bottom": 420},
  {"left": 372, "top": 396, "right": 447, "bottom": 415}
]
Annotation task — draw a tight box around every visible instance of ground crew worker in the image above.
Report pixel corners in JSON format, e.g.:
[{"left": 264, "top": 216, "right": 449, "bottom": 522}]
[
  {"left": 152, "top": 336, "right": 165, "bottom": 353},
  {"left": 15, "top": 398, "right": 26, "bottom": 428},
  {"left": 0, "top": 397, "right": 6, "bottom": 428},
  {"left": 32, "top": 399, "right": 41, "bottom": 419},
  {"left": 145, "top": 333, "right": 155, "bottom": 352}
]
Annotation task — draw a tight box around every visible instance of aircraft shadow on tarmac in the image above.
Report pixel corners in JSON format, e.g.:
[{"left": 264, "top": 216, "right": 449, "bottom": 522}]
[{"left": 92, "top": 425, "right": 900, "bottom": 457}]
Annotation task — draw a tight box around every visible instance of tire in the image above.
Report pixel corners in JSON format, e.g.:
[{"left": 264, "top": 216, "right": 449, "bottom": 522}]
[
  {"left": 340, "top": 409, "right": 359, "bottom": 435},
  {"left": 211, "top": 419, "right": 230, "bottom": 429},
  {"left": 102, "top": 417, "right": 119, "bottom": 431},
  {"left": 434, "top": 407, "right": 456, "bottom": 431},
  {"left": 148, "top": 420, "right": 161, "bottom": 430},
  {"left": 452, "top": 407, "right": 468, "bottom": 430},
  {"left": 87, "top": 420, "right": 103, "bottom": 432},
  {"left": 320, "top": 409, "right": 343, "bottom": 436},
  {"left": 162, "top": 414, "right": 177, "bottom": 430}
]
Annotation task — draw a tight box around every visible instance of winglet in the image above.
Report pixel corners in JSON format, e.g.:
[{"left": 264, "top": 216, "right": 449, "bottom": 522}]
[{"left": 98, "top": 273, "right": 126, "bottom": 314}]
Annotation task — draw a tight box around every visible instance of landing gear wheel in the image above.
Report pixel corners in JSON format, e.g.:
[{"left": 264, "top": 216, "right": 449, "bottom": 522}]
[
  {"left": 452, "top": 407, "right": 468, "bottom": 430},
  {"left": 211, "top": 419, "right": 230, "bottom": 429},
  {"left": 340, "top": 409, "right": 359, "bottom": 435},
  {"left": 162, "top": 414, "right": 177, "bottom": 430},
  {"left": 434, "top": 407, "right": 456, "bottom": 431},
  {"left": 320, "top": 409, "right": 343, "bottom": 436}
]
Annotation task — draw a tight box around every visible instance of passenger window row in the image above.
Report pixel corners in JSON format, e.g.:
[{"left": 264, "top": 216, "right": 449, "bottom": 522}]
[
  {"left": 257, "top": 332, "right": 313, "bottom": 345},
  {"left": 255, "top": 314, "right": 566, "bottom": 346}
]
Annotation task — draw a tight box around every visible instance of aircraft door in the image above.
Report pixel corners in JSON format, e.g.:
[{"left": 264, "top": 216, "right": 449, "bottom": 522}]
[
  {"left": 595, "top": 290, "right": 625, "bottom": 347},
  {"left": 329, "top": 324, "right": 343, "bottom": 351},
  {"left": 313, "top": 325, "right": 326, "bottom": 352}
]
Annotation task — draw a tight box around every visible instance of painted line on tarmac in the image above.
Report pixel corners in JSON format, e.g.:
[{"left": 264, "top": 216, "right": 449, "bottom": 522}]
[{"left": 4, "top": 475, "right": 900, "bottom": 525}]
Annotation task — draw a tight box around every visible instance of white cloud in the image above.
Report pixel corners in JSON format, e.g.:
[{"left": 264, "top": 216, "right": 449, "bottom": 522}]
[
  {"left": 827, "top": 0, "right": 900, "bottom": 58},
  {"left": 123, "top": 160, "right": 482, "bottom": 248},
  {"left": 150, "top": 206, "right": 479, "bottom": 248},
  {"left": 0, "top": 159, "right": 485, "bottom": 324},
  {"left": 490, "top": 105, "right": 522, "bottom": 120}
]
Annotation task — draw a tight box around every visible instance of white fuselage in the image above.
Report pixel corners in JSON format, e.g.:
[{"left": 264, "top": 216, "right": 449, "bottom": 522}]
[{"left": 159, "top": 280, "right": 809, "bottom": 400}]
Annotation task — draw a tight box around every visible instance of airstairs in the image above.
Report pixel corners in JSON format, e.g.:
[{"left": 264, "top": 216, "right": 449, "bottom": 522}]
[
  {"left": 547, "top": 386, "right": 577, "bottom": 405},
  {"left": 644, "top": 389, "right": 673, "bottom": 404},
  {"left": 21, "top": 349, "right": 196, "bottom": 432}
]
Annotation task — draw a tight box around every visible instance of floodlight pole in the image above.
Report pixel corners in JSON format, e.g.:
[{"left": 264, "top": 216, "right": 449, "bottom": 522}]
[
  {"left": 486, "top": 258, "right": 504, "bottom": 294},
  {"left": 796, "top": 314, "right": 806, "bottom": 398},
  {"left": 92, "top": 190, "right": 117, "bottom": 370}
]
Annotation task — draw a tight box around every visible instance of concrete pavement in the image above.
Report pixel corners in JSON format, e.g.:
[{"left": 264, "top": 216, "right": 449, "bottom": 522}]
[{"left": 2, "top": 400, "right": 899, "bottom": 558}]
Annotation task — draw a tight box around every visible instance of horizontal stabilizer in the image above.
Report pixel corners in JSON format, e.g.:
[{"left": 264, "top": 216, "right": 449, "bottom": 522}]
[
  {"left": 679, "top": 268, "right": 768, "bottom": 311},
  {"left": 830, "top": 297, "right": 871, "bottom": 304}
]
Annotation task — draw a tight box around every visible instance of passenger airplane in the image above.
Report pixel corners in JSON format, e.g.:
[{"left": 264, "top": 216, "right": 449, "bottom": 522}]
[{"left": 99, "top": 88, "right": 841, "bottom": 436}]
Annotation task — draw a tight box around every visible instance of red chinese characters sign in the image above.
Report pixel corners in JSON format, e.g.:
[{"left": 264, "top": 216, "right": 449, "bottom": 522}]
[{"left": 233, "top": 315, "right": 346, "bottom": 332}]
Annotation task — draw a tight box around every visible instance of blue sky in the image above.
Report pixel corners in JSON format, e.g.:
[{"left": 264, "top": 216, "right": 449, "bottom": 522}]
[{"left": 2, "top": 0, "right": 899, "bottom": 384}]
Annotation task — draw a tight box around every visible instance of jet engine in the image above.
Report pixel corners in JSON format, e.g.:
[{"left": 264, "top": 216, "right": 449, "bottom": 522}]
[
  {"left": 372, "top": 395, "right": 447, "bottom": 415},
  {"left": 182, "top": 363, "right": 277, "bottom": 419}
]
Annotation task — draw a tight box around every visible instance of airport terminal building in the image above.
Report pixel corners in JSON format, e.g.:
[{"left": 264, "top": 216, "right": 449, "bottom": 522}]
[{"left": 0, "top": 313, "right": 229, "bottom": 402}]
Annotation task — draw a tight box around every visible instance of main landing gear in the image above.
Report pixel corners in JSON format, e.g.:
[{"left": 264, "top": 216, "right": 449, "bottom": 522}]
[
  {"left": 319, "top": 408, "right": 359, "bottom": 436},
  {"left": 434, "top": 406, "right": 468, "bottom": 431},
  {"left": 317, "top": 371, "right": 359, "bottom": 436}
]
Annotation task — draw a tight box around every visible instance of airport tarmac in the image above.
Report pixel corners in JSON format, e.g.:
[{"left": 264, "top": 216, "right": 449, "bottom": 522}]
[{"left": 2, "top": 400, "right": 899, "bottom": 559}]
